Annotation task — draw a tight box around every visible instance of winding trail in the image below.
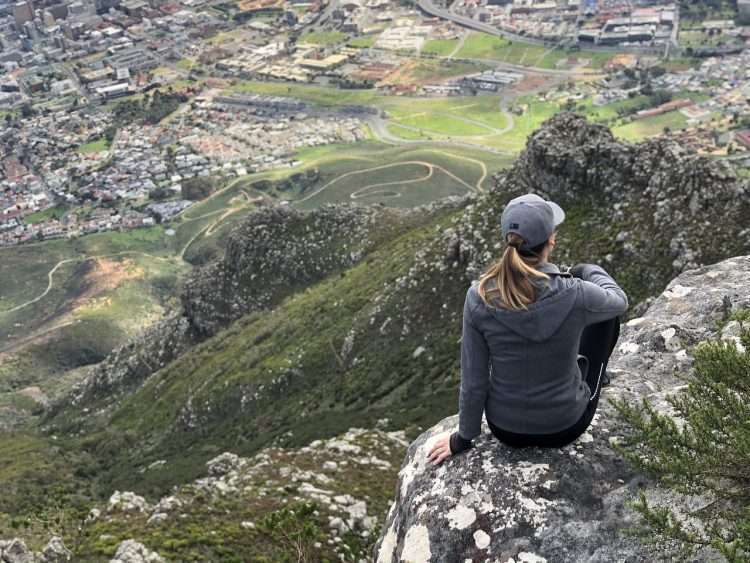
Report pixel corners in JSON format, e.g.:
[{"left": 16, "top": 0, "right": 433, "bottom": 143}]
[
  {"left": 350, "top": 165, "right": 435, "bottom": 200},
  {"left": 0, "top": 251, "right": 174, "bottom": 316},
  {"left": 419, "top": 149, "right": 489, "bottom": 191},
  {"left": 295, "top": 157, "right": 482, "bottom": 206},
  {"left": 181, "top": 190, "right": 262, "bottom": 257}
]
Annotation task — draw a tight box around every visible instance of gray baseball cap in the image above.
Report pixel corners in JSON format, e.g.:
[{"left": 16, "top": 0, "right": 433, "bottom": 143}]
[{"left": 500, "top": 194, "right": 565, "bottom": 249}]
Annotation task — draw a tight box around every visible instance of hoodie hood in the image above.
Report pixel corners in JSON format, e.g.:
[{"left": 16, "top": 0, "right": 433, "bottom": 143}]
[{"left": 471, "top": 263, "right": 578, "bottom": 343}]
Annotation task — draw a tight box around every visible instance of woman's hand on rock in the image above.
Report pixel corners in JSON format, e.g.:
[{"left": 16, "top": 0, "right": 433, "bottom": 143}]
[{"left": 427, "top": 432, "right": 453, "bottom": 466}]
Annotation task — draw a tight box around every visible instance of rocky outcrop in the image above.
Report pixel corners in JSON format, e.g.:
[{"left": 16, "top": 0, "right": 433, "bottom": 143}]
[
  {"left": 180, "top": 204, "right": 416, "bottom": 337},
  {"left": 0, "top": 537, "right": 72, "bottom": 562},
  {"left": 374, "top": 255, "right": 750, "bottom": 562},
  {"left": 504, "top": 112, "right": 749, "bottom": 282},
  {"left": 109, "top": 540, "right": 164, "bottom": 563},
  {"left": 49, "top": 428, "right": 409, "bottom": 561},
  {"left": 65, "top": 312, "right": 193, "bottom": 408}
]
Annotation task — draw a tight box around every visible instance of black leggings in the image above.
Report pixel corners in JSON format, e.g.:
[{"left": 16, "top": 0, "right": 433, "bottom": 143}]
[{"left": 489, "top": 317, "right": 621, "bottom": 448}]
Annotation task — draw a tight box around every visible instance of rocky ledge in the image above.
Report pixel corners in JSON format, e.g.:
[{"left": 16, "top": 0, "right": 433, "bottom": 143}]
[{"left": 374, "top": 255, "right": 750, "bottom": 563}]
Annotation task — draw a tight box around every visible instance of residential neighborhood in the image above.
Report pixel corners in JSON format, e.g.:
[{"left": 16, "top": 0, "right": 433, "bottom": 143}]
[{"left": 1, "top": 0, "right": 749, "bottom": 247}]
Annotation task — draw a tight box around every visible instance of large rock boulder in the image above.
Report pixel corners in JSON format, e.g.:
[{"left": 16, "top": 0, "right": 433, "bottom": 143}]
[
  {"left": 0, "top": 537, "right": 72, "bottom": 563},
  {"left": 374, "top": 255, "right": 750, "bottom": 562},
  {"left": 109, "top": 540, "right": 164, "bottom": 563}
]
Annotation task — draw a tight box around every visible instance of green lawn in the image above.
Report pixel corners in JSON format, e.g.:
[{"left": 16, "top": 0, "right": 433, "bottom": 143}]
[
  {"left": 348, "top": 35, "right": 378, "bottom": 48},
  {"left": 383, "top": 93, "right": 550, "bottom": 152},
  {"left": 391, "top": 112, "right": 491, "bottom": 136},
  {"left": 381, "top": 96, "right": 510, "bottom": 136},
  {"left": 613, "top": 110, "right": 690, "bottom": 141},
  {"left": 422, "top": 39, "right": 460, "bottom": 57},
  {"left": 23, "top": 206, "right": 68, "bottom": 225},
  {"left": 78, "top": 137, "right": 110, "bottom": 154},
  {"left": 229, "top": 80, "right": 382, "bottom": 106},
  {"left": 299, "top": 31, "right": 348, "bottom": 46},
  {"left": 454, "top": 33, "right": 612, "bottom": 70},
  {"left": 456, "top": 34, "right": 567, "bottom": 69}
]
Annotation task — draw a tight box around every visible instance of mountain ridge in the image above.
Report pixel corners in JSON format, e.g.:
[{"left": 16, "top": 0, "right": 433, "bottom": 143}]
[
  {"left": 45, "top": 113, "right": 750, "bottom": 494},
  {"left": 4, "top": 112, "right": 747, "bottom": 559}
]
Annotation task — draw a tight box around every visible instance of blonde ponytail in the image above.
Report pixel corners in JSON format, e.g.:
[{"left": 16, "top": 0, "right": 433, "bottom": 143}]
[{"left": 477, "top": 233, "right": 549, "bottom": 310}]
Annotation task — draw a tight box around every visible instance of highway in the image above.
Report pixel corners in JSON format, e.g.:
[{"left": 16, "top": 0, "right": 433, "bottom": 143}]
[
  {"left": 416, "top": 0, "right": 600, "bottom": 76},
  {"left": 416, "top": 0, "right": 663, "bottom": 74}
]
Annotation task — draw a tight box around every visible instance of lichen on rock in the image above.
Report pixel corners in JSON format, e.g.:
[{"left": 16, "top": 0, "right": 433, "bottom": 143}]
[{"left": 374, "top": 255, "right": 750, "bottom": 562}]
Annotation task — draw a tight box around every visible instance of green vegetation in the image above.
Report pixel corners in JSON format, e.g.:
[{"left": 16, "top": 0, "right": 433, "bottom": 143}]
[
  {"left": 104, "top": 90, "right": 189, "bottom": 140},
  {"left": 78, "top": 137, "right": 110, "bottom": 154},
  {"left": 455, "top": 33, "right": 612, "bottom": 70},
  {"left": 348, "top": 35, "right": 378, "bottom": 48},
  {"left": 679, "top": 0, "right": 737, "bottom": 22},
  {"left": 422, "top": 39, "right": 459, "bottom": 57},
  {"left": 175, "top": 58, "right": 197, "bottom": 71},
  {"left": 614, "top": 313, "right": 750, "bottom": 561},
  {"left": 299, "top": 31, "right": 348, "bottom": 46},
  {"left": 613, "top": 111, "right": 689, "bottom": 141},
  {"left": 23, "top": 206, "right": 68, "bottom": 225},
  {"left": 181, "top": 176, "right": 218, "bottom": 201},
  {"left": 229, "top": 80, "right": 382, "bottom": 106}
]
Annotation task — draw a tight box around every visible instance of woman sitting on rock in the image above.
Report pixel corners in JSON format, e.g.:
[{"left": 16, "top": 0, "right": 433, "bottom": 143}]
[{"left": 428, "top": 194, "right": 628, "bottom": 465}]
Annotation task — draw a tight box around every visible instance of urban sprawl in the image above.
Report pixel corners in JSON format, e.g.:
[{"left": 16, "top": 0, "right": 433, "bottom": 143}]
[{"left": 1, "top": 0, "right": 750, "bottom": 246}]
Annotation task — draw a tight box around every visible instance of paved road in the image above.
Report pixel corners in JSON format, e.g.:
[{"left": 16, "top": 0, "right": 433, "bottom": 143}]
[{"left": 416, "top": 0, "right": 659, "bottom": 74}]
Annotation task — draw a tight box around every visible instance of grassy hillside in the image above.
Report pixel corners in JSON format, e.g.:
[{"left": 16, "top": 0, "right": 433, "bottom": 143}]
[
  {"left": 0, "top": 141, "right": 491, "bottom": 430},
  {"left": 3, "top": 113, "right": 748, "bottom": 561}
]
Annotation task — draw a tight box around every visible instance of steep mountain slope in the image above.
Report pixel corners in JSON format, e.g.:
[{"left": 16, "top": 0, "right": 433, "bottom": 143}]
[
  {"left": 12, "top": 113, "right": 747, "bottom": 556},
  {"left": 47, "top": 114, "right": 750, "bottom": 490},
  {"left": 56, "top": 203, "right": 446, "bottom": 412}
]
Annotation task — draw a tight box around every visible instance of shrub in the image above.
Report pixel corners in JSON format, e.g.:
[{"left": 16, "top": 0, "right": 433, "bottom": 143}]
[{"left": 614, "top": 313, "right": 750, "bottom": 561}]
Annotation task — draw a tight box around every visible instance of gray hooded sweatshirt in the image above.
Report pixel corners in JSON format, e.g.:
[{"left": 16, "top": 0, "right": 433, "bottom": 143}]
[{"left": 458, "top": 262, "right": 628, "bottom": 439}]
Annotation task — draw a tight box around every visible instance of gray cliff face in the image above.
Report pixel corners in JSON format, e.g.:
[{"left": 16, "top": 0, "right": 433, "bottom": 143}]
[{"left": 374, "top": 255, "right": 750, "bottom": 563}]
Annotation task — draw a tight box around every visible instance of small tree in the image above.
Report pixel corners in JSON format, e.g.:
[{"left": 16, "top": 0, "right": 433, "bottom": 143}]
[{"left": 613, "top": 312, "right": 750, "bottom": 562}]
